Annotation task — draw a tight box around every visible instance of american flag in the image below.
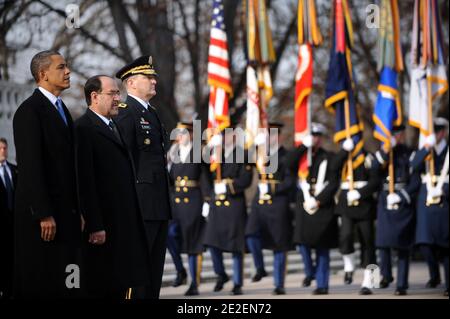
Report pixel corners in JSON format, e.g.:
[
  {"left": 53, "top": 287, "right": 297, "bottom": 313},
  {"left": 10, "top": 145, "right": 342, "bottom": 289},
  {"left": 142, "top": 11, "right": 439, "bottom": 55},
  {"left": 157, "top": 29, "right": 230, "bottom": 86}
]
[
  {"left": 208, "top": 0, "right": 232, "bottom": 133},
  {"left": 207, "top": 0, "right": 233, "bottom": 173}
]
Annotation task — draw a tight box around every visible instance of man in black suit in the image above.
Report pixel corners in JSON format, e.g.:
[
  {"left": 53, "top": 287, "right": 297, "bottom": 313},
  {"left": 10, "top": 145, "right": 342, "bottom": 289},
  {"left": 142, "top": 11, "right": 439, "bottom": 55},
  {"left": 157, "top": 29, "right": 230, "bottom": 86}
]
[
  {"left": 12, "top": 50, "right": 82, "bottom": 298},
  {"left": 75, "top": 75, "right": 151, "bottom": 298},
  {"left": 115, "top": 56, "right": 171, "bottom": 299},
  {"left": 0, "top": 138, "right": 17, "bottom": 299}
]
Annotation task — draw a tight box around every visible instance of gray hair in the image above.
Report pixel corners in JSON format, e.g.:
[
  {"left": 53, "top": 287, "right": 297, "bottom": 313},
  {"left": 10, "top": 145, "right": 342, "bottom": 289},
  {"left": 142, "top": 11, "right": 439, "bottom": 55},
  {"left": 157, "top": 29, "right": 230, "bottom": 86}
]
[{"left": 30, "top": 50, "right": 61, "bottom": 82}]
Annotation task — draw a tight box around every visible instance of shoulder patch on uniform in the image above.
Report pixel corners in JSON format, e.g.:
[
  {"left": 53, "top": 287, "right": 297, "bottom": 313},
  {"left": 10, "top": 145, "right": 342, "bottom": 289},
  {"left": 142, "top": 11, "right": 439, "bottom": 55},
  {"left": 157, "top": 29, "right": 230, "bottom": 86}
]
[{"left": 118, "top": 102, "right": 128, "bottom": 108}]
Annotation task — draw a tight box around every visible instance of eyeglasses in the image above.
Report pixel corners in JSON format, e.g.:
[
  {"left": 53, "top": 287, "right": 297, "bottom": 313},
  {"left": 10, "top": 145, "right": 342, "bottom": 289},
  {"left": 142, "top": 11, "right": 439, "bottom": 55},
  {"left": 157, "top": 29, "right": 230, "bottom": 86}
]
[{"left": 98, "top": 91, "right": 121, "bottom": 97}]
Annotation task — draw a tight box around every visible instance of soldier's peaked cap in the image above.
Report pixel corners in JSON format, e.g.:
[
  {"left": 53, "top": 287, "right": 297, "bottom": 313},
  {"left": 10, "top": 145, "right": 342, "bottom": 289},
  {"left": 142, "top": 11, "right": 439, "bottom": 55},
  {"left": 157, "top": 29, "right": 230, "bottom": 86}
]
[{"left": 116, "top": 55, "right": 158, "bottom": 81}]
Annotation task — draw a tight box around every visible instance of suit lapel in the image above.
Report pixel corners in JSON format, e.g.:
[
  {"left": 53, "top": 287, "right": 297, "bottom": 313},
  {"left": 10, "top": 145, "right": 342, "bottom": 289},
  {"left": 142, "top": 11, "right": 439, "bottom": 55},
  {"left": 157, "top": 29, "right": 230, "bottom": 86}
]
[
  {"left": 86, "top": 109, "right": 125, "bottom": 149},
  {"left": 34, "top": 89, "right": 72, "bottom": 141}
]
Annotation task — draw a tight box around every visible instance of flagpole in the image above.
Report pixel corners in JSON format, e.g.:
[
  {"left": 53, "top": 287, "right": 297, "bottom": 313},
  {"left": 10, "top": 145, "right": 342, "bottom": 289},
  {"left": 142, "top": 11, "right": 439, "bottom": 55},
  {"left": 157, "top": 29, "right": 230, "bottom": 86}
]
[
  {"left": 426, "top": 75, "right": 436, "bottom": 185},
  {"left": 307, "top": 89, "right": 312, "bottom": 175},
  {"left": 388, "top": 148, "right": 396, "bottom": 206},
  {"left": 344, "top": 97, "right": 354, "bottom": 193}
]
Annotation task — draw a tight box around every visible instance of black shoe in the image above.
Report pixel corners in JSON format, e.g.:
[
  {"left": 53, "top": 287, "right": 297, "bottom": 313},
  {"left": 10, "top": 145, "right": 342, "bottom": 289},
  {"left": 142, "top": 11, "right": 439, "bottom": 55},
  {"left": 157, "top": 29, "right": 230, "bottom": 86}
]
[
  {"left": 312, "top": 288, "right": 328, "bottom": 295},
  {"left": 359, "top": 287, "right": 373, "bottom": 295},
  {"left": 230, "top": 285, "right": 243, "bottom": 295},
  {"left": 394, "top": 288, "right": 407, "bottom": 296},
  {"left": 426, "top": 278, "right": 441, "bottom": 288},
  {"left": 302, "top": 276, "right": 314, "bottom": 287},
  {"left": 444, "top": 290, "right": 448, "bottom": 297},
  {"left": 344, "top": 272, "right": 353, "bottom": 285},
  {"left": 172, "top": 271, "right": 187, "bottom": 287},
  {"left": 213, "top": 274, "right": 229, "bottom": 292},
  {"left": 272, "top": 287, "right": 286, "bottom": 295},
  {"left": 252, "top": 269, "right": 268, "bottom": 282},
  {"left": 379, "top": 277, "right": 394, "bottom": 289},
  {"left": 184, "top": 285, "right": 199, "bottom": 296}
]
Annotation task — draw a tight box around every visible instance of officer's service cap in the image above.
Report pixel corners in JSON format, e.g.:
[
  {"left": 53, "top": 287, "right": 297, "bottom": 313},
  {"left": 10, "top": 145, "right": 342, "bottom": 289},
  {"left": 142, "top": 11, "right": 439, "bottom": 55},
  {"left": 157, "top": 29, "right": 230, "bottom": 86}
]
[
  {"left": 434, "top": 117, "right": 449, "bottom": 132},
  {"left": 116, "top": 55, "right": 157, "bottom": 81},
  {"left": 311, "top": 122, "right": 326, "bottom": 136}
]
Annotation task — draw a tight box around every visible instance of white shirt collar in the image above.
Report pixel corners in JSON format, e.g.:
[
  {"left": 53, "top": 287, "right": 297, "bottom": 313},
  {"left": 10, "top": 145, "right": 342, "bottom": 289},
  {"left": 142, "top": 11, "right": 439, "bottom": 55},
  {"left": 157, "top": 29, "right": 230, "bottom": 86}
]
[
  {"left": 90, "top": 109, "right": 111, "bottom": 126},
  {"left": 38, "top": 86, "right": 59, "bottom": 107},
  {"left": 179, "top": 143, "right": 192, "bottom": 163},
  {"left": 435, "top": 139, "right": 447, "bottom": 156},
  {"left": 128, "top": 94, "right": 150, "bottom": 110}
]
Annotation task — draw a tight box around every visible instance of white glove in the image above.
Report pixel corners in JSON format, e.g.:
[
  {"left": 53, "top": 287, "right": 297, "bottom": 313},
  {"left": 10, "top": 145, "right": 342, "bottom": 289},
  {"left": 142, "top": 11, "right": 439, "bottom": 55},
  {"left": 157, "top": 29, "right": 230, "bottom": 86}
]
[
  {"left": 209, "top": 134, "right": 223, "bottom": 147},
  {"left": 302, "top": 135, "right": 314, "bottom": 148},
  {"left": 347, "top": 190, "right": 361, "bottom": 204},
  {"left": 343, "top": 138, "right": 355, "bottom": 152},
  {"left": 387, "top": 193, "right": 402, "bottom": 206},
  {"left": 202, "top": 202, "right": 210, "bottom": 218},
  {"left": 214, "top": 182, "right": 226, "bottom": 195},
  {"left": 390, "top": 136, "right": 397, "bottom": 148},
  {"left": 258, "top": 182, "right": 269, "bottom": 196},
  {"left": 254, "top": 132, "right": 267, "bottom": 146},
  {"left": 425, "top": 134, "right": 436, "bottom": 148},
  {"left": 428, "top": 186, "right": 443, "bottom": 199},
  {"left": 303, "top": 197, "right": 319, "bottom": 215}
]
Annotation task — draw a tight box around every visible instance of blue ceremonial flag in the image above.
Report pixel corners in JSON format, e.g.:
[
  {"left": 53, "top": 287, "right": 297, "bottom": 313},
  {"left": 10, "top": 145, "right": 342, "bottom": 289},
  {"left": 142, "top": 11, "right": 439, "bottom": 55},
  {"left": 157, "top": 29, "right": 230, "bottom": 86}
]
[
  {"left": 325, "top": 0, "right": 365, "bottom": 170},
  {"left": 373, "top": 67, "right": 402, "bottom": 148},
  {"left": 373, "top": 0, "right": 403, "bottom": 150}
]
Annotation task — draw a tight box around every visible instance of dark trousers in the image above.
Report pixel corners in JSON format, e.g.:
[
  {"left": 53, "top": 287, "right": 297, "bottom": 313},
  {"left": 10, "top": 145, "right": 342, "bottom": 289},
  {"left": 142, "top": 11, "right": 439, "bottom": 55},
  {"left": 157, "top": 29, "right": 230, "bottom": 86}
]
[
  {"left": 298, "top": 245, "right": 330, "bottom": 289},
  {"left": 420, "top": 244, "right": 449, "bottom": 289},
  {"left": 132, "top": 220, "right": 168, "bottom": 299},
  {"left": 246, "top": 234, "right": 265, "bottom": 272},
  {"left": 209, "top": 247, "right": 243, "bottom": 286},
  {"left": 188, "top": 254, "right": 202, "bottom": 287},
  {"left": 167, "top": 221, "right": 185, "bottom": 274},
  {"left": 273, "top": 251, "right": 287, "bottom": 289},
  {"left": 339, "top": 215, "right": 376, "bottom": 266},
  {"left": 379, "top": 248, "right": 410, "bottom": 289}
]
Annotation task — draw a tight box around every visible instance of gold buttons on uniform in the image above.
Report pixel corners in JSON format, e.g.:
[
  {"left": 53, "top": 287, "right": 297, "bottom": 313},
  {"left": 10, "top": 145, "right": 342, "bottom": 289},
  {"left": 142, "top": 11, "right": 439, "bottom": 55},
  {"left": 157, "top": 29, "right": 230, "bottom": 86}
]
[
  {"left": 219, "top": 195, "right": 226, "bottom": 200},
  {"left": 258, "top": 199, "right": 264, "bottom": 205},
  {"left": 144, "top": 138, "right": 151, "bottom": 145},
  {"left": 175, "top": 198, "right": 181, "bottom": 203},
  {"left": 268, "top": 200, "right": 273, "bottom": 205},
  {"left": 183, "top": 187, "right": 188, "bottom": 193},
  {"left": 268, "top": 174, "right": 274, "bottom": 179},
  {"left": 184, "top": 198, "right": 189, "bottom": 203},
  {"left": 180, "top": 179, "right": 186, "bottom": 186},
  {"left": 224, "top": 201, "right": 230, "bottom": 207},
  {"left": 215, "top": 201, "right": 222, "bottom": 206},
  {"left": 175, "top": 187, "right": 181, "bottom": 192}
]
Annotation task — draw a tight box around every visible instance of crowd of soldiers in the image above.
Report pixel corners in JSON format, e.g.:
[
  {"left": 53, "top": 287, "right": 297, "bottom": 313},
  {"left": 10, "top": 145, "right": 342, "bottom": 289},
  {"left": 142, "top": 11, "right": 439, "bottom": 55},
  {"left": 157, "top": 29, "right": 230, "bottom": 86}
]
[{"left": 165, "top": 118, "right": 449, "bottom": 298}]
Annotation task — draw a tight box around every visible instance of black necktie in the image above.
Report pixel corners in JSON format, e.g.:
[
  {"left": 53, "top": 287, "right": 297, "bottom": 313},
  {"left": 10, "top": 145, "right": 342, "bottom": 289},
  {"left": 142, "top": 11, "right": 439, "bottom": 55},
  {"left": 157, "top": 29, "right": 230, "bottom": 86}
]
[
  {"left": 108, "top": 120, "right": 122, "bottom": 144},
  {"left": 2, "top": 164, "right": 14, "bottom": 211}
]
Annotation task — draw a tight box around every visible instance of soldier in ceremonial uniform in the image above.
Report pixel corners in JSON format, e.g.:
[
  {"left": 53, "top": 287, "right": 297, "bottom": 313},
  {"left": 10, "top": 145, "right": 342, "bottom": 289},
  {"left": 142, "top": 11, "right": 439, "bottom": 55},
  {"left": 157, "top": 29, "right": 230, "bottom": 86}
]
[
  {"left": 245, "top": 122, "right": 295, "bottom": 295},
  {"left": 287, "top": 123, "right": 339, "bottom": 295},
  {"left": 411, "top": 117, "right": 449, "bottom": 297},
  {"left": 373, "top": 124, "right": 420, "bottom": 295},
  {"left": 115, "top": 56, "right": 171, "bottom": 299},
  {"left": 203, "top": 127, "right": 253, "bottom": 295},
  {"left": 332, "top": 137, "right": 380, "bottom": 295},
  {"left": 168, "top": 122, "right": 211, "bottom": 296}
]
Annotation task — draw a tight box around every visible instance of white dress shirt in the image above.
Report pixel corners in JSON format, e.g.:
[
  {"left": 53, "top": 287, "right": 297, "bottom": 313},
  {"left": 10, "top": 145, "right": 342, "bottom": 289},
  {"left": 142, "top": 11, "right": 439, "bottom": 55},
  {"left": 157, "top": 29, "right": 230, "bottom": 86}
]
[
  {"left": 0, "top": 161, "right": 13, "bottom": 189},
  {"left": 38, "top": 86, "right": 60, "bottom": 110},
  {"left": 90, "top": 109, "right": 111, "bottom": 126},
  {"left": 128, "top": 94, "right": 151, "bottom": 110}
]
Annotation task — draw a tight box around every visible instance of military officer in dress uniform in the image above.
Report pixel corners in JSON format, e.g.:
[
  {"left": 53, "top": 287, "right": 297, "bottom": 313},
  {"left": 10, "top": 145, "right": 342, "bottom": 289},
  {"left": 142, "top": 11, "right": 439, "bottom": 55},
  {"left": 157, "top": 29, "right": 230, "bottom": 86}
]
[
  {"left": 245, "top": 122, "right": 295, "bottom": 295},
  {"left": 411, "top": 117, "right": 449, "bottom": 297},
  {"left": 115, "top": 56, "right": 172, "bottom": 299},
  {"left": 373, "top": 124, "right": 420, "bottom": 296},
  {"left": 168, "top": 122, "right": 211, "bottom": 296},
  {"left": 203, "top": 127, "right": 253, "bottom": 295},
  {"left": 331, "top": 136, "right": 381, "bottom": 295},
  {"left": 287, "top": 123, "right": 339, "bottom": 295}
]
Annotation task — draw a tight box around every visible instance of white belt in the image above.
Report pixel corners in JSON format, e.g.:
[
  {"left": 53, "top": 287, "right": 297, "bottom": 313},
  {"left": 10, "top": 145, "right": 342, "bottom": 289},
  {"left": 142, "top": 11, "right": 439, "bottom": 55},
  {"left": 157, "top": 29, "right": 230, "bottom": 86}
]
[
  {"left": 341, "top": 181, "right": 368, "bottom": 190},
  {"left": 421, "top": 174, "right": 449, "bottom": 184}
]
